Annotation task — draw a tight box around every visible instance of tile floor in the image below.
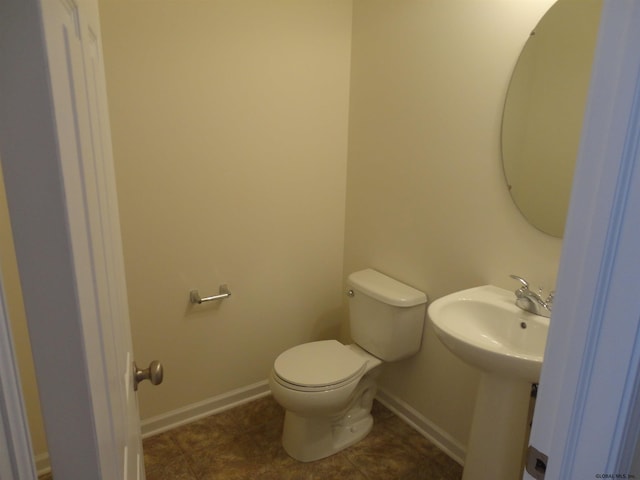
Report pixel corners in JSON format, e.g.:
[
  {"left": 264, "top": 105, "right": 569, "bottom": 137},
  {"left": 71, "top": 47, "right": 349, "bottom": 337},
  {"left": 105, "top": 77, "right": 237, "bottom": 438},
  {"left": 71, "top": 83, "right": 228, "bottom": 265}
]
[{"left": 39, "top": 395, "right": 463, "bottom": 480}]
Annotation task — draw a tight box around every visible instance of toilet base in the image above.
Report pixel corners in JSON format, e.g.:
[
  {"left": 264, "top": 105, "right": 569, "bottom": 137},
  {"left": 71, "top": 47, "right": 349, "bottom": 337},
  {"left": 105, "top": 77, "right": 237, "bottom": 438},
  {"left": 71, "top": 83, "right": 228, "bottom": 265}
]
[
  {"left": 282, "top": 410, "right": 373, "bottom": 462},
  {"left": 281, "top": 377, "right": 377, "bottom": 462}
]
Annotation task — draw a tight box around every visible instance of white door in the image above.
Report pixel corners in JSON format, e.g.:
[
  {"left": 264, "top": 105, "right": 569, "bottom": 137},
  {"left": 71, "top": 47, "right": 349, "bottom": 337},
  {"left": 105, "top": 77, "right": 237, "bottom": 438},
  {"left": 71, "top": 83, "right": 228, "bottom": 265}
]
[
  {"left": 0, "top": 0, "right": 156, "bottom": 478},
  {"left": 525, "top": 1, "right": 640, "bottom": 479}
]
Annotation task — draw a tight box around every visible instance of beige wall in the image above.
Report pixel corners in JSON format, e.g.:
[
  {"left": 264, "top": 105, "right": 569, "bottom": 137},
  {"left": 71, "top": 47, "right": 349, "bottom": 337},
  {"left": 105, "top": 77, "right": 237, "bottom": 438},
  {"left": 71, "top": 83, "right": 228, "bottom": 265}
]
[
  {"left": 344, "top": 0, "right": 561, "bottom": 446},
  {"left": 98, "top": 0, "right": 353, "bottom": 418}
]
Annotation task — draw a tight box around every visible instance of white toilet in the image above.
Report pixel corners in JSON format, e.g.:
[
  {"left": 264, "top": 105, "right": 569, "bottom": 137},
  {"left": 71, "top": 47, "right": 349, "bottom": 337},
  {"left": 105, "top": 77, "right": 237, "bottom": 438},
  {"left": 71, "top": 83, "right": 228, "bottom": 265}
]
[{"left": 269, "top": 268, "right": 428, "bottom": 462}]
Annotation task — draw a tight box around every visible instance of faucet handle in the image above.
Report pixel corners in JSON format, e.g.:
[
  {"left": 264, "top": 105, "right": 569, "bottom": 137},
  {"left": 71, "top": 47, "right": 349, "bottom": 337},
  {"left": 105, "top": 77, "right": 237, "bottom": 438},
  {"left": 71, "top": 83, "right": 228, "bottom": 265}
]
[
  {"left": 509, "top": 274, "right": 530, "bottom": 290},
  {"left": 546, "top": 290, "right": 555, "bottom": 304}
]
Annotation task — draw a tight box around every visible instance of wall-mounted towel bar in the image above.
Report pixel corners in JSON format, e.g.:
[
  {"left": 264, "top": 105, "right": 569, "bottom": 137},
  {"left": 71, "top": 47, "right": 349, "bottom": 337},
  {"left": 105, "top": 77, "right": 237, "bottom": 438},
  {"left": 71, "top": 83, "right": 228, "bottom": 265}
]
[{"left": 190, "top": 284, "right": 231, "bottom": 304}]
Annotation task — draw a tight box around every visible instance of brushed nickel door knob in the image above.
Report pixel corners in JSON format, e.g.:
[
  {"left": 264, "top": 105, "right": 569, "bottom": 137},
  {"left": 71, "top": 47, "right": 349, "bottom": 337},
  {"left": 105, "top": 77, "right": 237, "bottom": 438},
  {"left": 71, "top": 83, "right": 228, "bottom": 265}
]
[{"left": 133, "top": 360, "right": 163, "bottom": 391}]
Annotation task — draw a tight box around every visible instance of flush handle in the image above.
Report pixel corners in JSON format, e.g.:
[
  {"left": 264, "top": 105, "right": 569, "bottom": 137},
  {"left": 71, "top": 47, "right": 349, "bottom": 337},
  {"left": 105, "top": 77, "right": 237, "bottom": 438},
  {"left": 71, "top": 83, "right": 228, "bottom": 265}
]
[{"left": 133, "top": 360, "right": 163, "bottom": 391}]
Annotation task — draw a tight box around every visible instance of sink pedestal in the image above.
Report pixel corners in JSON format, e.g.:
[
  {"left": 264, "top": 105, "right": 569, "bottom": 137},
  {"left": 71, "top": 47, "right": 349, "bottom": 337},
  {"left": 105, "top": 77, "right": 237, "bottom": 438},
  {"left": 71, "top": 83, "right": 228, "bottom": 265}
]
[{"left": 462, "top": 373, "right": 531, "bottom": 480}]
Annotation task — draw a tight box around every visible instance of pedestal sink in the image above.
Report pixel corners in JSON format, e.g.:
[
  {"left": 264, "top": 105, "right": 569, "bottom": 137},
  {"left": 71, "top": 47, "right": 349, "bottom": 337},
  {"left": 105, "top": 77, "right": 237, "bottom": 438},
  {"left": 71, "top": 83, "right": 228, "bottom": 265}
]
[{"left": 428, "top": 285, "right": 549, "bottom": 480}]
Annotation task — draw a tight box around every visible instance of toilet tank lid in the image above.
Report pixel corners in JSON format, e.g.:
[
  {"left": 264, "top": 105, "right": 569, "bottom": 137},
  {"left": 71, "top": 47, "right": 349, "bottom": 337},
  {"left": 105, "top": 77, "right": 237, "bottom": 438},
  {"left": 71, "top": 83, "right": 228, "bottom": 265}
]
[{"left": 347, "top": 269, "right": 427, "bottom": 307}]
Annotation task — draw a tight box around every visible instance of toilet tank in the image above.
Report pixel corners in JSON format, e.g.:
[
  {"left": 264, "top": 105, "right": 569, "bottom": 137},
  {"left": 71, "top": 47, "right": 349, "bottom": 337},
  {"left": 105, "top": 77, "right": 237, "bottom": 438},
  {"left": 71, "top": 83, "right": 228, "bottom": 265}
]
[{"left": 347, "top": 269, "right": 428, "bottom": 361}]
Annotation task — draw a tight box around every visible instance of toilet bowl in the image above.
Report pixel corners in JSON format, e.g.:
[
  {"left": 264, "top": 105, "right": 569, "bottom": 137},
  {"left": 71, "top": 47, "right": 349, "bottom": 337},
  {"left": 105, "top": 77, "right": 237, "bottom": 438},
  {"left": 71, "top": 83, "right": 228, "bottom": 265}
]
[
  {"left": 269, "top": 340, "right": 382, "bottom": 461},
  {"left": 269, "top": 269, "right": 428, "bottom": 462}
]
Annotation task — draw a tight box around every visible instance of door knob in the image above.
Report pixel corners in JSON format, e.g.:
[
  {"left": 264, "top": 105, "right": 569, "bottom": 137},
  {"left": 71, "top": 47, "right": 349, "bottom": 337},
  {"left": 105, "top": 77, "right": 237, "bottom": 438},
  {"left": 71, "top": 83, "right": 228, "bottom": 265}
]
[{"left": 133, "top": 360, "right": 163, "bottom": 391}]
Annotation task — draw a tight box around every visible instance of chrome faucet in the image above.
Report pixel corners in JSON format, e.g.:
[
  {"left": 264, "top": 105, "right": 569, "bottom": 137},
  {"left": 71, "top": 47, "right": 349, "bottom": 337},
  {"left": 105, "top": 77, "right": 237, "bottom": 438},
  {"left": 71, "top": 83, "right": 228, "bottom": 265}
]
[{"left": 509, "top": 275, "right": 553, "bottom": 318}]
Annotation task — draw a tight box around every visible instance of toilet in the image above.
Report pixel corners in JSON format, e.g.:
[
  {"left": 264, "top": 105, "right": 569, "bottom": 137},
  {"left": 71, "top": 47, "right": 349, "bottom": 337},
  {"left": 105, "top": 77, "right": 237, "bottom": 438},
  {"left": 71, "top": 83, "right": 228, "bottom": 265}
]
[{"left": 269, "top": 268, "right": 428, "bottom": 462}]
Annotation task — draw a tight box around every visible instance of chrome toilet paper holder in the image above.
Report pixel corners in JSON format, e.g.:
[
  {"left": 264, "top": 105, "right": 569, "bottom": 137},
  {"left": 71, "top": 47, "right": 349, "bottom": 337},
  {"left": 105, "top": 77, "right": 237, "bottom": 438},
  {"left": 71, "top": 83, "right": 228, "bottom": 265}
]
[{"left": 190, "top": 284, "right": 231, "bottom": 304}]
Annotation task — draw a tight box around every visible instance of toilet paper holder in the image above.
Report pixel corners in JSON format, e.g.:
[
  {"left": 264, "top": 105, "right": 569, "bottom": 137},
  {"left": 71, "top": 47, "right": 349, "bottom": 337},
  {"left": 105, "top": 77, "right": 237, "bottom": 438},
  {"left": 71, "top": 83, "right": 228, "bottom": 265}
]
[{"left": 190, "top": 284, "right": 232, "bottom": 304}]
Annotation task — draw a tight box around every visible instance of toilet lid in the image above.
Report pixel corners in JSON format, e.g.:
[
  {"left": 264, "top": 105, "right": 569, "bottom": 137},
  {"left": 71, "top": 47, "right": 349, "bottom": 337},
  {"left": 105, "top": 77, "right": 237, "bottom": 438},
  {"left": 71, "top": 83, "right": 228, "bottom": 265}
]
[{"left": 274, "top": 340, "right": 367, "bottom": 388}]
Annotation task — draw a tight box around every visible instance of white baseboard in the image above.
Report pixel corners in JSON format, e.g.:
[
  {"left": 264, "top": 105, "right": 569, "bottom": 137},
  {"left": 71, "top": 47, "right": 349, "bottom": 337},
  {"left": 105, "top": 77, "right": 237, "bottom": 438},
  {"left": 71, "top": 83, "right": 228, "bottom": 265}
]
[
  {"left": 375, "top": 388, "right": 466, "bottom": 466},
  {"left": 140, "top": 380, "right": 271, "bottom": 438}
]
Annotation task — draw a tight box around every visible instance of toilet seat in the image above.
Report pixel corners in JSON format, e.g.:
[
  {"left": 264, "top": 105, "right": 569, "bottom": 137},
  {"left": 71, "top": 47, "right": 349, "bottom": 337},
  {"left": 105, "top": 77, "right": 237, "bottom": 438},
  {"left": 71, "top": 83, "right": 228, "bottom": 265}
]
[{"left": 273, "top": 340, "right": 368, "bottom": 391}]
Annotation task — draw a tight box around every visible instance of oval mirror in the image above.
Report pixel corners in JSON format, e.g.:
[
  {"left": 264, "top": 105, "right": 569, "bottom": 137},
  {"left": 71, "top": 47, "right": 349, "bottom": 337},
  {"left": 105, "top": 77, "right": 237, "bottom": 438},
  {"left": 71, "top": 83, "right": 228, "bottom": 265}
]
[{"left": 501, "top": 0, "right": 602, "bottom": 237}]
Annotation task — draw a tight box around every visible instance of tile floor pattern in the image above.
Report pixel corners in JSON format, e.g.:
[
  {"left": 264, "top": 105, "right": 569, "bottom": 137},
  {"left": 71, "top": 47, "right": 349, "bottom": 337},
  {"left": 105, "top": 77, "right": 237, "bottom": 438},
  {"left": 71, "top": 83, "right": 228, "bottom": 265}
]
[{"left": 39, "top": 396, "right": 463, "bottom": 480}]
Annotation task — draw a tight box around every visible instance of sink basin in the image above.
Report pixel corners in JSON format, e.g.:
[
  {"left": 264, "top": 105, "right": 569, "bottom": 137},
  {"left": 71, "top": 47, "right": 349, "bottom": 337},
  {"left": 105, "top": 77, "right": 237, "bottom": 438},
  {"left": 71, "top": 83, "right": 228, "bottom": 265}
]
[{"left": 428, "top": 285, "right": 549, "bottom": 383}]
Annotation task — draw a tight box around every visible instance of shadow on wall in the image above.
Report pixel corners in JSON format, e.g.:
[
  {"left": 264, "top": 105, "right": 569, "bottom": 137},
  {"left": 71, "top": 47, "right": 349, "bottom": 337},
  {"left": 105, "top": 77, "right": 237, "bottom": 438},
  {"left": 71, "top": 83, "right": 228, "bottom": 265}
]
[{"left": 312, "top": 306, "right": 348, "bottom": 342}]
